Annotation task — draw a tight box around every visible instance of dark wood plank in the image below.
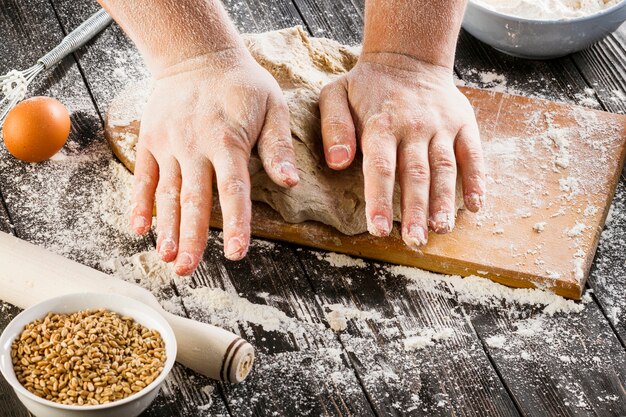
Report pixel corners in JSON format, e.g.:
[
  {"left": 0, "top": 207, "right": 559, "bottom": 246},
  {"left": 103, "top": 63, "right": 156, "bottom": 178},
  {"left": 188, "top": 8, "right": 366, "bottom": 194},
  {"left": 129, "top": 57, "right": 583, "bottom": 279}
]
[
  {"left": 0, "top": 302, "right": 29, "bottom": 417},
  {"left": 289, "top": 2, "right": 526, "bottom": 416},
  {"left": 298, "top": 250, "right": 521, "bottom": 416},
  {"left": 570, "top": 28, "right": 626, "bottom": 115},
  {"left": 0, "top": 1, "right": 230, "bottom": 415},
  {"left": 292, "top": 0, "right": 364, "bottom": 44},
  {"left": 187, "top": 235, "right": 376, "bottom": 416},
  {"left": 587, "top": 176, "right": 626, "bottom": 345},
  {"left": 455, "top": 25, "right": 626, "bottom": 417},
  {"left": 568, "top": 27, "right": 626, "bottom": 343},
  {"left": 0, "top": 196, "right": 28, "bottom": 417},
  {"left": 223, "top": 0, "right": 303, "bottom": 33},
  {"left": 51, "top": 1, "right": 378, "bottom": 416},
  {"left": 469, "top": 300, "right": 626, "bottom": 417},
  {"left": 455, "top": 30, "right": 602, "bottom": 106}
]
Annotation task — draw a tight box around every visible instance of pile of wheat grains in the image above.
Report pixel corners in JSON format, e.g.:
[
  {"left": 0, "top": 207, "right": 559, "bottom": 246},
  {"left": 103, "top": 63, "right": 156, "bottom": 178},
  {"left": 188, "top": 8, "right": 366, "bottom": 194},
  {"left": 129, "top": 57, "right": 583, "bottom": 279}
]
[{"left": 11, "top": 308, "right": 166, "bottom": 406}]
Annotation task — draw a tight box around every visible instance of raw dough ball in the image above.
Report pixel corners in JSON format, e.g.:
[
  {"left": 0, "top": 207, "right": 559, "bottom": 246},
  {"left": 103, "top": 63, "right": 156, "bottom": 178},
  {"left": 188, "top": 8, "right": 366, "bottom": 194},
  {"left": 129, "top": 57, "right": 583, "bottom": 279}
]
[{"left": 106, "top": 26, "right": 463, "bottom": 235}]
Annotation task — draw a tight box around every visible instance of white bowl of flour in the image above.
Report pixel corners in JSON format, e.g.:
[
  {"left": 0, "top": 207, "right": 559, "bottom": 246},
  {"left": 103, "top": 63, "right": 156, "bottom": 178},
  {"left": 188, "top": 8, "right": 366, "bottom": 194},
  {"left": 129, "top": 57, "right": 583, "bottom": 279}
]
[{"left": 463, "top": 0, "right": 626, "bottom": 59}]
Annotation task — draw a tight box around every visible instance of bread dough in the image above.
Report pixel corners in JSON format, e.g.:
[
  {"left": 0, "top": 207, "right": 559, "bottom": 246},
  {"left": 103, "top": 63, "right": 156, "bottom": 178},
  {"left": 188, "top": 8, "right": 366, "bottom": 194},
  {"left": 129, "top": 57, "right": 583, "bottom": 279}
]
[{"left": 106, "top": 26, "right": 462, "bottom": 235}]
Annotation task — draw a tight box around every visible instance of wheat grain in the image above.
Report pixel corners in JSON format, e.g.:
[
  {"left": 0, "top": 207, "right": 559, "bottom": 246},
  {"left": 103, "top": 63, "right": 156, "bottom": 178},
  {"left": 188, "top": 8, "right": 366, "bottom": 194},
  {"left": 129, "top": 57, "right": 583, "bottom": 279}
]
[{"left": 11, "top": 309, "right": 165, "bottom": 406}]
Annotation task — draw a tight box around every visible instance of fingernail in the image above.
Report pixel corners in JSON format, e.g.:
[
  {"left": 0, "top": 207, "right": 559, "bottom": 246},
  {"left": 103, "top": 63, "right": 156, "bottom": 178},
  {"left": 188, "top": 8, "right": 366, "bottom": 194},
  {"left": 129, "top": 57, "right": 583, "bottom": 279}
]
[
  {"left": 406, "top": 224, "right": 427, "bottom": 249},
  {"left": 328, "top": 145, "right": 351, "bottom": 168},
  {"left": 467, "top": 193, "right": 484, "bottom": 211},
  {"left": 277, "top": 161, "right": 299, "bottom": 186},
  {"left": 159, "top": 238, "right": 177, "bottom": 259},
  {"left": 430, "top": 211, "right": 455, "bottom": 234},
  {"left": 368, "top": 215, "right": 390, "bottom": 237},
  {"left": 132, "top": 216, "right": 149, "bottom": 234},
  {"left": 175, "top": 252, "right": 194, "bottom": 275},
  {"left": 225, "top": 237, "right": 246, "bottom": 260}
]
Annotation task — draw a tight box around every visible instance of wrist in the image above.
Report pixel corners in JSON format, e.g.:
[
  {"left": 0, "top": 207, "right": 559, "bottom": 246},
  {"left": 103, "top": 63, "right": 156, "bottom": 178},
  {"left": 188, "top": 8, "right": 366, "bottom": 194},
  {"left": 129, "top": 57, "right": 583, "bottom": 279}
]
[
  {"left": 151, "top": 45, "right": 253, "bottom": 80},
  {"left": 357, "top": 52, "right": 454, "bottom": 82}
]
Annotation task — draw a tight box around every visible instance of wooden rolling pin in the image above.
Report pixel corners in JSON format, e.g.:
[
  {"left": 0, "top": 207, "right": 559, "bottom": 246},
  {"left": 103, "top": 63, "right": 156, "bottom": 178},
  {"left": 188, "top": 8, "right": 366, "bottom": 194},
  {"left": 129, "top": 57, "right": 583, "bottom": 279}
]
[{"left": 0, "top": 231, "right": 254, "bottom": 383}]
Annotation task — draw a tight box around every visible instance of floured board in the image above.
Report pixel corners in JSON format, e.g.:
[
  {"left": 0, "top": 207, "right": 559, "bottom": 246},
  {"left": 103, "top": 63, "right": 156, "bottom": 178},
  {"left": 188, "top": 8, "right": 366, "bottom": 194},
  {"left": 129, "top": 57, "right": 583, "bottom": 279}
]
[{"left": 105, "top": 86, "right": 626, "bottom": 300}]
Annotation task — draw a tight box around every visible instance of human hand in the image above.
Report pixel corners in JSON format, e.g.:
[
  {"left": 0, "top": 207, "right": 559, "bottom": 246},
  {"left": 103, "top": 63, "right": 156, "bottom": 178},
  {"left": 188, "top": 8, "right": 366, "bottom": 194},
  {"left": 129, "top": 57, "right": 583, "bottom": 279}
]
[
  {"left": 130, "top": 49, "right": 299, "bottom": 275},
  {"left": 319, "top": 53, "right": 485, "bottom": 250}
]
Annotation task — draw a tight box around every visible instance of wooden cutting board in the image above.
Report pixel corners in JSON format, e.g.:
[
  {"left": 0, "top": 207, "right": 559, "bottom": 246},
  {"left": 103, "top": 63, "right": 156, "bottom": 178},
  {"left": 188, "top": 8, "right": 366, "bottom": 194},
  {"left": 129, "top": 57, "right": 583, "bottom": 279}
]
[{"left": 105, "top": 86, "right": 626, "bottom": 300}]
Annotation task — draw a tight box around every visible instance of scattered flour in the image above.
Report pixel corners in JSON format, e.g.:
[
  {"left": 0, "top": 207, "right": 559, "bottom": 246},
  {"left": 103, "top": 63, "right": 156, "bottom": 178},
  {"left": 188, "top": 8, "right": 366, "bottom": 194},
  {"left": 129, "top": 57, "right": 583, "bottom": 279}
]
[
  {"left": 533, "top": 222, "right": 547, "bottom": 233},
  {"left": 325, "top": 304, "right": 382, "bottom": 332},
  {"left": 485, "top": 335, "right": 507, "bottom": 349},
  {"left": 183, "top": 287, "right": 302, "bottom": 334},
  {"left": 473, "top": 0, "right": 622, "bottom": 20},
  {"left": 547, "top": 126, "right": 571, "bottom": 169},
  {"left": 479, "top": 71, "right": 507, "bottom": 85},
  {"left": 567, "top": 222, "right": 587, "bottom": 238},
  {"left": 314, "top": 251, "right": 368, "bottom": 268},
  {"left": 101, "top": 250, "right": 176, "bottom": 291},
  {"left": 403, "top": 328, "right": 455, "bottom": 351},
  {"left": 559, "top": 176, "right": 581, "bottom": 195},
  {"left": 389, "top": 265, "right": 587, "bottom": 316}
]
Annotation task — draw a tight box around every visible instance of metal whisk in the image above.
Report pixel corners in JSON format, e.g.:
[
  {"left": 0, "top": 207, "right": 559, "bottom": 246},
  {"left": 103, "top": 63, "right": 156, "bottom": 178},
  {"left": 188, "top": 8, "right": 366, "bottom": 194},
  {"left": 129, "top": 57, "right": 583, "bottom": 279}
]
[{"left": 0, "top": 9, "right": 113, "bottom": 127}]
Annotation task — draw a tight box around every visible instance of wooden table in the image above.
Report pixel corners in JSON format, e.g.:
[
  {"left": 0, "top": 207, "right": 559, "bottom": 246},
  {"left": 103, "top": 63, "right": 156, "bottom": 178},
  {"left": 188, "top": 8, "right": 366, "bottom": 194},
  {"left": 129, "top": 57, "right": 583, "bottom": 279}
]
[{"left": 1, "top": 1, "right": 626, "bottom": 416}]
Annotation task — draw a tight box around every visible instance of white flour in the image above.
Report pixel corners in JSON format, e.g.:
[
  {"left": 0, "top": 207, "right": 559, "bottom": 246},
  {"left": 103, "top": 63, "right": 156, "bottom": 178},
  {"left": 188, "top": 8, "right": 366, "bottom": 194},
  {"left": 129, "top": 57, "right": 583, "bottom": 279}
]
[
  {"left": 314, "top": 251, "right": 368, "bottom": 268},
  {"left": 388, "top": 265, "right": 589, "bottom": 316},
  {"left": 403, "top": 328, "right": 455, "bottom": 351},
  {"left": 474, "top": 0, "right": 622, "bottom": 20},
  {"left": 324, "top": 304, "right": 382, "bottom": 331},
  {"left": 182, "top": 286, "right": 307, "bottom": 335},
  {"left": 485, "top": 335, "right": 507, "bottom": 348}
]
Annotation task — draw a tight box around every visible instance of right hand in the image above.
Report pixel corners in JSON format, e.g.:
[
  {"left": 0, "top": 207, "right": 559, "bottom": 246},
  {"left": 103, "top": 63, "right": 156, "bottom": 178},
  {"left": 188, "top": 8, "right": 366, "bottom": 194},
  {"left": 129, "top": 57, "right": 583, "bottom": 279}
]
[
  {"left": 319, "top": 54, "right": 485, "bottom": 249},
  {"left": 130, "top": 49, "right": 299, "bottom": 276}
]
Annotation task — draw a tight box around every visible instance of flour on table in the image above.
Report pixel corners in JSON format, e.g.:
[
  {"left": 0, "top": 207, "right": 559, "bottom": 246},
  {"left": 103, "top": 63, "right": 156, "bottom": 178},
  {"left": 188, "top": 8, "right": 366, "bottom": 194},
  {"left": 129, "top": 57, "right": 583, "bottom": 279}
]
[
  {"left": 105, "top": 26, "right": 463, "bottom": 235},
  {"left": 485, "top": 335, "right": 507, "bottom": 349},
  {"left": 389, "top": 265, "right": 588, "bottom": 316},
  {"left": 315, "top": 251, "right": 368, "bottom": 269},
  {"left": 403, "top": 328, "right": 454, "bottom": 351},
  {"left": 325, "top": 304, "right": 382, "bottom": 331},
  {"left": 183, "top": 287, "right": 305, "bottom": 334},
  {"left": 101, "top": 249, "right": 176, "bottom": 291}
]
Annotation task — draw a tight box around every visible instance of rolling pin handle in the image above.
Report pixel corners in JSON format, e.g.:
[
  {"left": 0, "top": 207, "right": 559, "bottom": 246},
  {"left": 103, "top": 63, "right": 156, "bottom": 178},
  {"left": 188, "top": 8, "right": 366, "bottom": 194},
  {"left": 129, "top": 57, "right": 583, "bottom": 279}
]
[{"left": 163, "top": 313, "right": 255, "bottom": 383}]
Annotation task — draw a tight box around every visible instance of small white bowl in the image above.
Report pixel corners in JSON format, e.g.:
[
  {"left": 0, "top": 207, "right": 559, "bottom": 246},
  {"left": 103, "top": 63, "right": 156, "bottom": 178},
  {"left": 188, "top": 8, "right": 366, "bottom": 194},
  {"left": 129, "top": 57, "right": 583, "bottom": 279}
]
[
  {"left": 0, "top": 293, "right": 177, "bottom": 417},
  {"left": 463, "top": 0, "right": 626, "bottom": 59}
]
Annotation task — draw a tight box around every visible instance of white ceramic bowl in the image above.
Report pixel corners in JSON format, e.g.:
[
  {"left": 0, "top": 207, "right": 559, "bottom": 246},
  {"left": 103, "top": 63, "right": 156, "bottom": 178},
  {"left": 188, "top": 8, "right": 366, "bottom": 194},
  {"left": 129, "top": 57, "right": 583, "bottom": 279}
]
[
  {"left": 0, "top": 293, "right": 177, "bottom": 417},
  {"left": 463, "top": 0, "right": 626, "bottom": 59}
]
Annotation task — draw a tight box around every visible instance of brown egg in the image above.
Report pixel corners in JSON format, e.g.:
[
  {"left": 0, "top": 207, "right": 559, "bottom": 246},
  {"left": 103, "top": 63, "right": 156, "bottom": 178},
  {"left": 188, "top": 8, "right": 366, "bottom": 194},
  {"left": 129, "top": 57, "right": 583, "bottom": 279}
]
[{"left": 2, "top": 96, "right": 71, "bottom": 163}]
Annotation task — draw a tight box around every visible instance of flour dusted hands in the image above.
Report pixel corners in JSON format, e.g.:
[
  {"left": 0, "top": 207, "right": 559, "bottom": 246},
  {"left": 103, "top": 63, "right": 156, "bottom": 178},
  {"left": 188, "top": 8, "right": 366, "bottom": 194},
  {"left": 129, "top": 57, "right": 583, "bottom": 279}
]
[
  {"left": 130, "top": 50, "right": 299, "bottom": 275},
  {"left": 320, "top": 54, "right": 486, "bottom": 250}
]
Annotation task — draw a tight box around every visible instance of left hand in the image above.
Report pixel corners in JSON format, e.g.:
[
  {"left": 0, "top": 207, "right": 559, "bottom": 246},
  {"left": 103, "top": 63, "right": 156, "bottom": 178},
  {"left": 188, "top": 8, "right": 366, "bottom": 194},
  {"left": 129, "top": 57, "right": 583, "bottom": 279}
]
[{"left": 319, "top": 52, "right": 485, "bottom": 250}]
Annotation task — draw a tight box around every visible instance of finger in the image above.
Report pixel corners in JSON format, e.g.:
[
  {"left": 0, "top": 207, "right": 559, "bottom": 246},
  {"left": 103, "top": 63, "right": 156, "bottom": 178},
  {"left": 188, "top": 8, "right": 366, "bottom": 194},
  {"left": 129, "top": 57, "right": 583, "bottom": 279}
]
[
  {"left": 320, "top": 79, "right": 357, "bottom": 170},
  {"left": 428, "top": 135, "right": 457, "bottom": 234},
  {"left": 361, "top": 114, "right": 397, "bottom": 237},
  {"left": 154, "top": 157, "right": 182, "bottom": 262},
  {"left": 455, "top": 123, "right": 486, "bottom": 212},
  {"left": 398, "top": 138, "right": 430, "bottom": 250},
  {"left": 210, "top": 135, "right": 252, "bottom": 261},
  {"left": 175, "top": 158, "right": 213, "bottom": 276},
  {"left": 258, "top": 94, "right": 300, "bottom": 188},
  {"left": 131, "top": 144, "right": 158, "bottom": 235}
]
